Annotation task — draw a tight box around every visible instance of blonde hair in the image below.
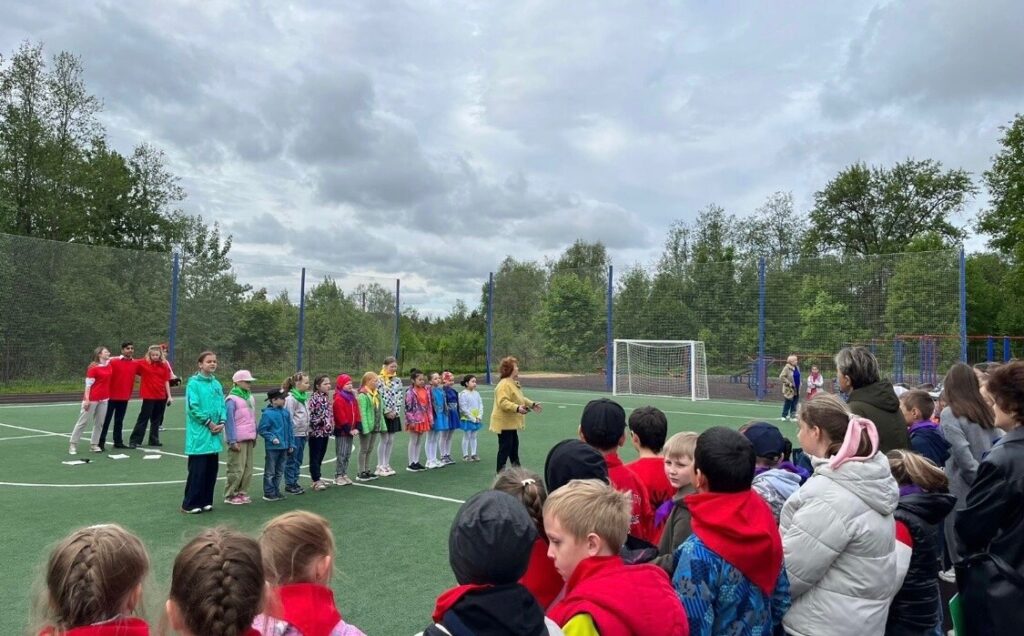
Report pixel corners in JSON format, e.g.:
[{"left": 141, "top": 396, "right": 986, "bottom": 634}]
[
  {"left": 90, "top": 346, "right": 109, "bottom": 364},
  {"left": 663, "top": 431, "right": 698, "bottom": 460},
  {"left": 146, "top": 344, "right": 162, "bottom": 358},
  {"left": 36, "top": 524, "right": 149, "bottom": 634},
  {"left": 887, "top": 450, "right": 949, "bottom": 493},
  {"left": 259, "top": 511, "right": 335, "bottom": 585},
  {"left": 800, "top": 394, "right": 872, "bottom": 457},
  {"left": 168, "top": 527, "right": 264, "bottom": 636},
  {"left": 543, "top": 479, "right": 630, "bottom": 550},
  {"left": 493, "top": 467, "right": 548, "bottom": 537},
  {"left": 361, "top": 371, "right": 378, "bottom": 390},
  {"left": 281, "top": 372, "right": 308, "bottom": 393}
]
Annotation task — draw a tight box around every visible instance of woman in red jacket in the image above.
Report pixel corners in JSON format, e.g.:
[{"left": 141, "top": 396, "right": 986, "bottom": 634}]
[
  {"left": 128, "top": 344, "right": 172, "bottom": 448},
  {"left": 68, "top": 346, "right": 113, "bottom": 454},
  {"left": 332, "top": 373, "right": 360, "bottom": 485}
]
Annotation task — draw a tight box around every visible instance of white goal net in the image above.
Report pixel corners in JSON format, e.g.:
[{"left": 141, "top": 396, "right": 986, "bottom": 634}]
[{"left": 613, "top": 340, "right": 709, "bottom": 400}]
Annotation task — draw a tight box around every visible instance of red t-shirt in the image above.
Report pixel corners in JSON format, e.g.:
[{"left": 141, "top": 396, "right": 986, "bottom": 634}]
[
  {"left": 626, "top": 456, "right": 675, "bottom": 510},
  {"left": 605, "top": 452, "right": 656, "bottom": 544},
  {"left": 85, "top": 363, "right": 113, "bottom": 402},
  {"left": 136, "top": 359, "right": 171, "bottom": 399},
  {"left": 107, "top": 356, "right": 139, "bottom": 400}
]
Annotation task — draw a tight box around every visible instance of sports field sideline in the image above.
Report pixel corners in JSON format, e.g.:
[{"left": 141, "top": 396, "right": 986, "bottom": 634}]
[{"left": 0, "top": 387, "right": 784, "bottom": 634}]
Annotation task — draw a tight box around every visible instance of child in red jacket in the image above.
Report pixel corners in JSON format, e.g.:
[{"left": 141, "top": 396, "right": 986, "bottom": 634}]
[
  {"left": 545, "top": 479, "right": 689, "bottom": 636},
  {"left": 579, "top": 398, "right": 656, "bottom": 544},
  {"left": 331, "top": 373, "right": 360, "bottom": 485}
]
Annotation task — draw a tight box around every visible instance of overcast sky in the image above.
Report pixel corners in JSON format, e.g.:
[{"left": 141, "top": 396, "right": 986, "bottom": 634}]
[{"left": 3, "top": 1, "right": 1023, "bottom": 313}]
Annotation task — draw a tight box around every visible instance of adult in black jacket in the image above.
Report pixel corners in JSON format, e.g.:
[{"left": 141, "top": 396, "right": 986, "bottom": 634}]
[
  {"left": 955, "top": 362, "right": 1024, "bottom": 636},
  {"left": 836, "top": 346, "right": 909, "bottom": 451},
  {"left": 885, "top": 449, "right": 956, "bottom": 636}
]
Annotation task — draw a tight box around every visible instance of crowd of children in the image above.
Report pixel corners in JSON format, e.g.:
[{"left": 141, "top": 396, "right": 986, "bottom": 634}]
[
  {"left": 175, "top": 353, "right": 492, "bottom": 511},
  {"left": 47, "top": 344, "right": 1024, "bottom": 635}
]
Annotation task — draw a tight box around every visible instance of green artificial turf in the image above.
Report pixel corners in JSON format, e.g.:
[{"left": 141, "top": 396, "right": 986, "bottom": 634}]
[{"left": 0, "top": 387, "right": 786, "bottom": 634}]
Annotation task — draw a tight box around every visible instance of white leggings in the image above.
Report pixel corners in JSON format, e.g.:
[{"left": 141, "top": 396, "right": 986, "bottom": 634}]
[
  {"left": 407, "top": 432, "right": 423, "bottom": 465},
  {"left": 461, "top": 430, "right": 479, "bottom": 457},
  {"left": 70, "top": 400, "right": 109, "bottom": 446}
]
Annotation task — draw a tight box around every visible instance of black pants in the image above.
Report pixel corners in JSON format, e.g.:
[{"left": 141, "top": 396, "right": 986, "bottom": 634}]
[
  {"left": 99, "top": 400, "right": 129, "bottom": 447},
  {"left": 182, "top": 453, "right": 219, "bottom": 510},
  {"left": 129, "top": 399, "right": 166, "bottom": 446},
  {"left": 308, "top": 436, "right": 330, "bottom": 482},
  {"left": 496, "top": 430, "right": 520, "bottom": 473}
]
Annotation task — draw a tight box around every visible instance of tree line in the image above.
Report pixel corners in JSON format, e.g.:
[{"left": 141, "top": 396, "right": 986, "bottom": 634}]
[{"left": 2, "top": 41, "right": 1022, "bottom": 388}]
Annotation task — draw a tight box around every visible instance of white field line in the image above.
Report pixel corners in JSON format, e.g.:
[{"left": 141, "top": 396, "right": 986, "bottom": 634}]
[{"left": 0, "top": 433, "right": 55, "bottom": 442}]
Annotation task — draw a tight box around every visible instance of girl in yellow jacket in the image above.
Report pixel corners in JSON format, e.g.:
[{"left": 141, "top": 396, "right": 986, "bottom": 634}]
[{"left": 490, "top": 356, "right": 542, "bottom": 473}]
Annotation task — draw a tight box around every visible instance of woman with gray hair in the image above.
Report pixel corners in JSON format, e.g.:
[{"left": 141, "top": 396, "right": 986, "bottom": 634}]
[{"left": 834, "top": 346, "right": 909, "bottom": 452}]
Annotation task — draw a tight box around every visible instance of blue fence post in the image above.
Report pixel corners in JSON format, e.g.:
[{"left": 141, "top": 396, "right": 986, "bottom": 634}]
[
  {"left": 394, "top": 279, "right": 401, "bottom": 360},
  {"left": 1005, "top": 336, "right": 1012, "bottom": 362},
  {"left": 167, "top": 250, "right": 180, "bottom": 364},
  {"left": 987, "top": 336, "right": 994, "bottom": 362},
  {"left": 959, "top": 247, "right": 967, "bottom": 363},
  {"left": 486, "top": 272, "right": 494, "bottom": 385},
  {"left": 606, "top": 265, "right": 613, "bottom": 392},
  {"left": 756, "top": 257, "right": 767, "bottom": 401},
  {"left": 296, "top": 267, "right": 306, "bottom": 371},
  {"left": 893, "top": 338, "right": 904, "bottom": 384}
]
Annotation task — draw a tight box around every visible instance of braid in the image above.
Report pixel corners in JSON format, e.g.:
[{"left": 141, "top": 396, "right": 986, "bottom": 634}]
[
  {"left": 492, "top": 467, "right": 548, "bottom": 537},
  {"left": 40, "top": 524, "right": 148, "bottom": 633},
  {"left": 171, "top": 528, "right": 263, "bottom": 636}
]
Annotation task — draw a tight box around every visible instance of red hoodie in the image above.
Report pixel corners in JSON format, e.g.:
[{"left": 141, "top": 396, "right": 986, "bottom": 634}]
[
  {"left": 40, "top": 617, "right": 149, "bottom": 635},
  {"left": 684, "top": 489, "right": 783, "bottom": 595},
  {"left": 332, "top": 374, "right": 361, "bottom": 435},
  {"left": 605, "top": 452, "right": 656, "bottom": 543},
  {"left": 520, "top": 536, "right": 564, "bottom": 609},
  {"left": 547, "top": 555, "right": 688, "bottom": 636}
]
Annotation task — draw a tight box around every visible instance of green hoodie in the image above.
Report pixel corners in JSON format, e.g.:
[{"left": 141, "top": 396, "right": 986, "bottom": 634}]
[
  {"left": 185, "top": 372, "right": 226, "bottom": 455},
  {"left": 848, "top": 380, "right": 909, "bottom": 453}
]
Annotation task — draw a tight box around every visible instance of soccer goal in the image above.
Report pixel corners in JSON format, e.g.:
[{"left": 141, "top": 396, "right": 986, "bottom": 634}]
[{"left": 613, "top": 340, "right": 710, "bottom": 400}]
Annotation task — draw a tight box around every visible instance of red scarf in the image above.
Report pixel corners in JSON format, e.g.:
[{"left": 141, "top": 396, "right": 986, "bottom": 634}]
[
  {"left": 684, "top": 489, "right": 783, "bottom": 595},
  {"left": 39, "top": 618, "right": 149, "bottom": 636},
  {"left": 275, "top": 583, "right": 345, "bottom": 636},
  {"left": 432, "top": 584, "right": 493, "bottom": 622}
]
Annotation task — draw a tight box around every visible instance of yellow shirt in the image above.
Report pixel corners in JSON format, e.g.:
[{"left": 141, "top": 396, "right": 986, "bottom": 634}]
[
  {"left": 563, "top": 614, "right": 600, "bottom": 636},
  {"left": 489, "top": 377, "right": 535, "bottom": 433}
]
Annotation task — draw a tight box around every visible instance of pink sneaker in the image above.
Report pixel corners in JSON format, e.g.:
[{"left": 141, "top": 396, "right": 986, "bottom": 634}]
[{"left": 224, "top": 494, "right": 246, "bottom": 506}]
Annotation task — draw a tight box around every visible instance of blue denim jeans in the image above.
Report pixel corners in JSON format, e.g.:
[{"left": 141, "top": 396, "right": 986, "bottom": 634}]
[
  {"left": 285, "top": 436, "right": 307, "bottom": 488},
  {"left": 263, "top": 449, "right": 287, "bottom": 497},
  {"left": 782, "top": 394, "right": 800, "bottom": 418}
]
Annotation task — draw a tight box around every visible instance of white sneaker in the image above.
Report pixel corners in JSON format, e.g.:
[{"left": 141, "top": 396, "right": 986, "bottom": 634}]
[
  {"left": 938, "top": 567, "right": 956, "bottom": 583},
  {"left": 373, "top": 466, "right": 384, "bottom": 476},
  {"left": 90, "top": 445, "right": 103, "bottom": 453},
  {"left": 68, "top": 444, "right": 77, "bottom": 455}
]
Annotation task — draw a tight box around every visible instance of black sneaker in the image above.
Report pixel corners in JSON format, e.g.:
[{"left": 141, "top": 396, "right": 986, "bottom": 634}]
[
  {"left": 262, "top": 494, "right": 284, "bottom": 502},
  {"left": 412, "top": 462, "right": 427, "bottom": 472},
  {"left": 113, "top": 443, "right": 128, "bottom": 449},
  {"left": 284, "top": 485, "right": 305, "bottom": 495},
  {"left": 129, "top": 443, "right": 140, "bottom": 449}
]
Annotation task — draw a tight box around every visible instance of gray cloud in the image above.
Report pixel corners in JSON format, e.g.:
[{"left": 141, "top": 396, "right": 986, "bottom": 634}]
[{"left": 3, "top": 0, "right": 1021, "bottom": 315}]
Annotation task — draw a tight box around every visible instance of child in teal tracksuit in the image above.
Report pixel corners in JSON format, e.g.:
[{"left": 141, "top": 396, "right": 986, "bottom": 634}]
[{"left": 259, "top": 388, "right": 295, "bottom": 501}]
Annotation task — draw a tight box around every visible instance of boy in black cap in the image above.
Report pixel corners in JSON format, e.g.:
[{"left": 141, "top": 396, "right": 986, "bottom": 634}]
[
  {"left": 544, "top": 439, "right": 609, "bottom": 493},
  {"left": 740, "top": 421, "right": 809, "bottom": 522},
  {"left": 420, "top": 490, "right": 561, "bottom": 636},
  {"left": 578, "top": 398, "right": 656, "bottom": 542},
  {"left": 258, "top": 388, "right": 295, "bottom": 502}
]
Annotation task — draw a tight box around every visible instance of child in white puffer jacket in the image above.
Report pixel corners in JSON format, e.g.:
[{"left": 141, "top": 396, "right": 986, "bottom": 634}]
[{"left": 780, "top": 394, "right": 901, "bottom": 636}]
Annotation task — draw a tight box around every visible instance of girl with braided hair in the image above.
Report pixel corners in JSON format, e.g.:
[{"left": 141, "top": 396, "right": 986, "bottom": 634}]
[
  {"left": 165, "top": 527, "right": 264, "bottom": 636},
  {"left": 35, "top": 523, "right": 150, "bottom": 635},
  {"left": 253, "top": 511, "right": 366, "bottom": 636},
  {"left": 493, "top": 467, "right": 563, "bottom": 609}
]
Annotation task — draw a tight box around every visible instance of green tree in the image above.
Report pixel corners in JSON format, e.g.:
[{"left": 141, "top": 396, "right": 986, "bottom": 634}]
[
  {"left": 807, "top": 159, "right": 976, "bottom": 256},
  {"left": 484, "top": 256, "right": 546, "bottom": 365},
  {"left": 965, "top": 253, "right": 1007, "bottom": 335},
  {"left": 537, "top": 272, "right": 604, "bottom": 369},
  {"left": 738, "top": 191, "right": 808, "bottom": 261},
  {"left": 978, "top": 114, "right": 1024, "bottom": 254}
]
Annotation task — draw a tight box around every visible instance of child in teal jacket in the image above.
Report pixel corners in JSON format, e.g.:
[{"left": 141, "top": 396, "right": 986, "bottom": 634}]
[{"left": 182, "top": 352, "right": 226, "bottom": 513}]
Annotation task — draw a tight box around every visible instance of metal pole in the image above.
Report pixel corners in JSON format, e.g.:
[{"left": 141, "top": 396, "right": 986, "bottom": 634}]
[
  {"left": 757, "top": 257, "right": 767, "bottom": 401},
  {"left": 959, "top": 247, "right": 967, "bottom": 363},
  {"left": 1005, "top": 336, "right": 1011, "bottom": 362},
  {"left": 296, "top": 267, "right": 306, "bottom": 371},
  {"left": 393, "top": 279, "right": 401, "bottom": 360},
  {"left": 486, "top": 272, "right": 494, "bottom": 385},
  {"left": 167, "top": 250, "right": 180, "bottom": 364},
  {"left": 605, "top": 265, "right": 613, "bottom": 392},
  {"left": 986, "top": 337, "right": 994, "bottom": 362}
]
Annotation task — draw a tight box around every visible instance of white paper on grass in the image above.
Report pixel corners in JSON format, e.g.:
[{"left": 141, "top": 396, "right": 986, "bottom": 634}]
[
  {"left": 108, "top": 454, "right": 130, "bottom": 460},
  {"left": 142, "top": 454, "right": 161, "bottom": 460},
  {"left": 62, "top": 460, "right": 88, "bottom": 465}
]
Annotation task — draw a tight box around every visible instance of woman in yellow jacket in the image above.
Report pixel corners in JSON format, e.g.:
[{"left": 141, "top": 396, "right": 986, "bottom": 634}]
[{"left": 490, "top": 356, "right": 543, "bottom": 473}]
